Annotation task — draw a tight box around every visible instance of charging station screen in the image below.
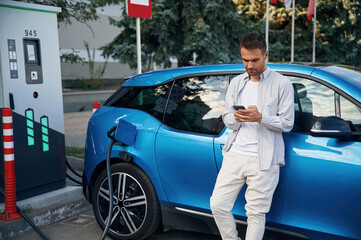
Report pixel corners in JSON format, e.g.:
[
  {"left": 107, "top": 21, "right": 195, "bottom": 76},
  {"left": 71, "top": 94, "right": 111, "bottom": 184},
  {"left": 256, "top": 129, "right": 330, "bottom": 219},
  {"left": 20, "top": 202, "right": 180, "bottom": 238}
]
[
  {"left": 24, "top": 40, "right": 40, "bottom": 65},
  {"left": 27, "top": 45, "right": 36, "bottom": 61},
  {"left": 23, "top": 39, "right": 43, "bottom": 84}
]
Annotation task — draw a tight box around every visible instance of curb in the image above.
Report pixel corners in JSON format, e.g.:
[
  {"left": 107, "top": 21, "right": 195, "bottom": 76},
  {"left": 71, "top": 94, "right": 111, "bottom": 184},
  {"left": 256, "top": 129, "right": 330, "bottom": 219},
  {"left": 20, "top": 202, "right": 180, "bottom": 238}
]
[
  {"left": 0, "top": 156, "right": 87, "bottom": 240},
  {"left": 0, "top": 191, "right": 91, "bottom": 239}
]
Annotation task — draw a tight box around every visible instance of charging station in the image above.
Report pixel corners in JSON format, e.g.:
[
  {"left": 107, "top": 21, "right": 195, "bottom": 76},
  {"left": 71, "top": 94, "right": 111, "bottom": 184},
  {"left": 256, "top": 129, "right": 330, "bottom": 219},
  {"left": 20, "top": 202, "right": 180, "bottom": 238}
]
[{"left": 0, "top": 0, "right": 66, "bottom": 201}]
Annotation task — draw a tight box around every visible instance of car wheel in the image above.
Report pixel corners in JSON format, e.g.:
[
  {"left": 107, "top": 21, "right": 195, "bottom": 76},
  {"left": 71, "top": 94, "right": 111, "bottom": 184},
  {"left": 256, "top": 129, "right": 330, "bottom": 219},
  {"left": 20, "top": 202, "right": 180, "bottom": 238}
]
[{"left": 92, "top": 162, "right": 161, "bottom": 240}]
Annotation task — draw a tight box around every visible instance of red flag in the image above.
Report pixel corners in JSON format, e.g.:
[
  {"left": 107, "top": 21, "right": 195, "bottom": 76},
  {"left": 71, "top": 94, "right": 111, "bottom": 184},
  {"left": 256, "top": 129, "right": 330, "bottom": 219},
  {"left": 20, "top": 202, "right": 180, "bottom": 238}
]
[
  {"left": 271, "top": 0, "right": 278, "bottom": 4},
  {"left": 307, "top": 0, "right": 315, "bottom": 21}
]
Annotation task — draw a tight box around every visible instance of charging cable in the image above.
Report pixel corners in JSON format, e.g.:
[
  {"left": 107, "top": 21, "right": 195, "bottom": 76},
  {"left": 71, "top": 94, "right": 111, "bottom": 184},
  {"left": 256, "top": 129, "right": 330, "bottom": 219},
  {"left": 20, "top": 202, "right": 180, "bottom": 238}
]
[
  {"left": 99, "top": 126, "right": 117, "bottom": 240},
  {"left": 0, "top": 188, "right": 49, "bottom": 240}
]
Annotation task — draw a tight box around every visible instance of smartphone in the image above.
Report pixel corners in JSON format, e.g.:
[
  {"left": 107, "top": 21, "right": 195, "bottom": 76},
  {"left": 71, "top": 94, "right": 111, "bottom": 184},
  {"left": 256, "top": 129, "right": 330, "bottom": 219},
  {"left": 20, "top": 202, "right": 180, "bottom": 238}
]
[{"left": 233, "top": 105, "right": 245, "bottom": 110}]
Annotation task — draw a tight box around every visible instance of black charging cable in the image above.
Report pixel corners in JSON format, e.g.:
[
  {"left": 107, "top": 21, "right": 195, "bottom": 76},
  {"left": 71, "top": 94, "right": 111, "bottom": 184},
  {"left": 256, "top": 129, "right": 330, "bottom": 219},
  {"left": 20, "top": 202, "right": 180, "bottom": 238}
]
[
  {"left": 0, "top": 188, "right": 50, "bottom": 240},
  {"left": 99, "top": 125, "right": 117, "bottom": 240},
  {"left": 66, "top": 160, "right": 82, "bottom": 178},
  {"left": 66, "top": 159, "right": 82, "bottom": 185}
]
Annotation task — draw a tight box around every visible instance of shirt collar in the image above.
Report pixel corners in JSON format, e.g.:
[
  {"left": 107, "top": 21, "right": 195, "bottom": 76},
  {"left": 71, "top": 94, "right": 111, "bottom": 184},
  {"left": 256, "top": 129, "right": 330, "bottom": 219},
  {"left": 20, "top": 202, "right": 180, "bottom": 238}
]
[{"left": 260, "top": 66, "right": 271, "bottom": 81}]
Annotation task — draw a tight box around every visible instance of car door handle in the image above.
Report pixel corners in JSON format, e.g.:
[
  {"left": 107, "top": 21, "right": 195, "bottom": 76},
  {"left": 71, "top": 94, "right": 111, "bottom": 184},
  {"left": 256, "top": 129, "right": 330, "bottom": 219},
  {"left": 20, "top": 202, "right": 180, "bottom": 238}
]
[{"left": 220, "top": 144, "right": 224, "bottom": 150}]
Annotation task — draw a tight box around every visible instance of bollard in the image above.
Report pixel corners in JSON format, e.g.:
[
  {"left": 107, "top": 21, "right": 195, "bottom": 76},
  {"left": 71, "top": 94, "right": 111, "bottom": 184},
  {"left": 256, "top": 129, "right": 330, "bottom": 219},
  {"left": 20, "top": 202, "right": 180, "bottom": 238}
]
[
  {"left": 93, "top": 101, "right": 101, "bottom": 113},
  {"left": 0, "top": 108, "right": 22, "bottom": 221}
]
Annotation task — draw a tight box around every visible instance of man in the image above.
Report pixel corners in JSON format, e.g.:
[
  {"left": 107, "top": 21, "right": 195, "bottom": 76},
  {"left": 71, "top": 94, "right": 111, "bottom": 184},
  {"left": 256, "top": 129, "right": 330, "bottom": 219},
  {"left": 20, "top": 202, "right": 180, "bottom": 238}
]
[{"left": 210, "top": 32, "right": 294, "bottom": 240}]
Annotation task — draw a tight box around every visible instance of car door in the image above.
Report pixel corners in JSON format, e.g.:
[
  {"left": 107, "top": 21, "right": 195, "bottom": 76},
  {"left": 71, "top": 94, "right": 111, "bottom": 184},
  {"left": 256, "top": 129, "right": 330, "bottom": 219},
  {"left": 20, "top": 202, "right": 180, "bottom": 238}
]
[
  {"left": 155, "top": 74, "right": 230, "bottom": 211},
  {"left": 213, "top": 73, "right": 361, "bottom": 239},
  {"left": 267, "top": 75, "right": 361, "bottom": 240}
]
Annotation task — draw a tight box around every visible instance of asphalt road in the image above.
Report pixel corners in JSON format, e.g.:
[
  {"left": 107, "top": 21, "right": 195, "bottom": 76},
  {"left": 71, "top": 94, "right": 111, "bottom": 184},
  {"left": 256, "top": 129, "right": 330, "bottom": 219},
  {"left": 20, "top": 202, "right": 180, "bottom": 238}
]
[{"left": 13, "top": 209, "right": 221, "bottom": 240}]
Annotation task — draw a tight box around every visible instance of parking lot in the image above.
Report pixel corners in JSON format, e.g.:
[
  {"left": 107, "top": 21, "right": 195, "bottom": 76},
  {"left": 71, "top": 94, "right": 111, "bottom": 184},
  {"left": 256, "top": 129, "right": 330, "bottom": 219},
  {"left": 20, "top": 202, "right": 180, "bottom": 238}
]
[{"left": 13, "top": 209, "right": 221, "bottom": 240}]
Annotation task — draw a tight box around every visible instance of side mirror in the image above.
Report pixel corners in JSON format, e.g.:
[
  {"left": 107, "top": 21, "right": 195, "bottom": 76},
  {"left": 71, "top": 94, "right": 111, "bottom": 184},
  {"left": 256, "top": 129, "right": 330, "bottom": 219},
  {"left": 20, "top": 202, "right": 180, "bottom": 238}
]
[
  {"left": 310, "top": 116, "right": 352, "bottom": 138},
  {"left": 114, "top": 119, "right": 137, "bottom": 146}
]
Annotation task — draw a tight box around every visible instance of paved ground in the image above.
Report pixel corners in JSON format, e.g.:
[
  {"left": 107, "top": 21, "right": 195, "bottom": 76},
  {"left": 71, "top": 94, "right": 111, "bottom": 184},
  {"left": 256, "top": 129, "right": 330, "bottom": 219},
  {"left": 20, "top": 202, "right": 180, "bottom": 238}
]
[
  {"left": 13, "top": 209, "right": 220, "bottom": 240},
  {"left": 64, "top": 110, "right": 93, "bottom": 148}
]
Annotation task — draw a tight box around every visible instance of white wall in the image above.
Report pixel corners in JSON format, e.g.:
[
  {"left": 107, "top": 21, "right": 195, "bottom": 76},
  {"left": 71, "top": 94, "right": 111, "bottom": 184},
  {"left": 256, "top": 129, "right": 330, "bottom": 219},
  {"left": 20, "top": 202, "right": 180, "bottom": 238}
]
[{"left": 58, "top": 2, "right": 136, "bottom": 80}]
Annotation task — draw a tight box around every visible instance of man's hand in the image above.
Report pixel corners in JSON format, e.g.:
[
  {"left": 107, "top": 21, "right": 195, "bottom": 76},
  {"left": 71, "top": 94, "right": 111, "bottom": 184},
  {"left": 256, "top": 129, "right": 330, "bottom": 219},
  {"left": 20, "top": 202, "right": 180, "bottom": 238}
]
[{"left": 234, "top": 105, "right": 262, "bottom": 123}]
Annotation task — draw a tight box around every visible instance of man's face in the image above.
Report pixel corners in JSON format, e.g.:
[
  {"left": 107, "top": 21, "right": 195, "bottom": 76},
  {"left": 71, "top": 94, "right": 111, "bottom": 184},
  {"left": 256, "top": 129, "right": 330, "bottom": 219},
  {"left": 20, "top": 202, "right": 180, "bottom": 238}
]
[{"left": 240, "top": 47, "right": 268, "bottom": 78}]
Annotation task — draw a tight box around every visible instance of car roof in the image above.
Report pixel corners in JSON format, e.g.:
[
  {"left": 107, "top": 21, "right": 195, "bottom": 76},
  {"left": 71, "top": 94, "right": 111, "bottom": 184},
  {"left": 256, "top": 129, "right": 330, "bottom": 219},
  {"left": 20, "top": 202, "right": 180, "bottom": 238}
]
[
  {"left": 123, "top": 63, "right": 315, "bottom": 87},
  {"left": 311, "top": 65, "right": 361, "bottom": 102},
  {"left": 123, "top": 63, "right": 361, "bottom": 102}
]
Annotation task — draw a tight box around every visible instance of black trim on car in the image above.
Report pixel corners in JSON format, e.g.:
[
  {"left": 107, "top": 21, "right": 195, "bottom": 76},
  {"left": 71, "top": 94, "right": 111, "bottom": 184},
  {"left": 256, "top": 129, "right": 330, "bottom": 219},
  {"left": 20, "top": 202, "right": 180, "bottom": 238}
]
[
  {"left": 161, "top": 80, "right": 175, "bottom": 123},
  {"left": 161, "top": 204, "right": 310, "bottom": 240}
]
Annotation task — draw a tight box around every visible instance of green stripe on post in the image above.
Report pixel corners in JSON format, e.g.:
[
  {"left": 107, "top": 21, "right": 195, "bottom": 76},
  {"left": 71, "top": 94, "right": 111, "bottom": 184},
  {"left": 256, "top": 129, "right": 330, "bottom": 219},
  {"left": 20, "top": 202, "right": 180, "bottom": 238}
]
[
  {"left": 40, "top": 116, "right": 49, "bottom": 152},
  {"left": 41, "top": 126, "right": 48, "bottom": 135},
  {"left": 27, "top": 128, "right": 34, "bottom": 137},
  {"left": 43, "top": 143, "right": 49, "bottom": 152},
  {"left": 27, "top": 120, "right": 33, "bottom": 128},
  {"left": 28, "top": 136, "right": 34, "bottom": 146},
  {"left": 25, "top": 109, "right": 34, "bottom": 146}
]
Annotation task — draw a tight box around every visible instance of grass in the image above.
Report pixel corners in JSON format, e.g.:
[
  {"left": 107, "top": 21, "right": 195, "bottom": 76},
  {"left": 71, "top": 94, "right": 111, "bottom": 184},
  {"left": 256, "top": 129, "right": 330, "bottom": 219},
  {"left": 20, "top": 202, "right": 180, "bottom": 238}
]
[{"left": 66, "top": 146, "right": 85, "bottom": 159}]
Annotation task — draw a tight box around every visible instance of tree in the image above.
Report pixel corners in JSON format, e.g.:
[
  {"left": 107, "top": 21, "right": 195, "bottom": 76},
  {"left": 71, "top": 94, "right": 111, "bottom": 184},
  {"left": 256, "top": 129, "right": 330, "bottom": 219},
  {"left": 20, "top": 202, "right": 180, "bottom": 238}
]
[
  {"left": 19, "top": 0, "right": 108, "bottom": 25},
  {"left": 233, "top": 0, "right": 361, "bottom": 67},
  {"left": 101, "top": 0, "right": 253, "bottom": 71}
]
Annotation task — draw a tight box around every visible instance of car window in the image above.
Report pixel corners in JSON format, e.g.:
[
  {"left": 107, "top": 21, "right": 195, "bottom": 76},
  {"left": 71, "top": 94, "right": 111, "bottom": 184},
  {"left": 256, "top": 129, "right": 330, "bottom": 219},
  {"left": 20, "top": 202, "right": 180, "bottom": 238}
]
[
  {"left": 289, "top": 76, "right": 336, "bottom": 134},
  {"left": 163, "top": 75, "right": 233, "bottom": 135},
  {"left": 104, "top": 82, "right": 173, "bottom": 122},
  {"left": 340, "top": 95, "right": 361, "bottom": 133}
]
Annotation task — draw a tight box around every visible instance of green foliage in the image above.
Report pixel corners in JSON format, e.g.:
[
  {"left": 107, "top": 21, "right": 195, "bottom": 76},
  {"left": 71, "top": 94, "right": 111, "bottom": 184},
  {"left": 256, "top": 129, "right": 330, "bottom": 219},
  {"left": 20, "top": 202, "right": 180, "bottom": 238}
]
[
  {"left": 78, "top": 80, "right": 101, "bottom": 90},
  {"left": 101, "top": 0, "right": 252, "bottom": 71},
  {"left": 60, "top": 49, "right": 86, "bottom": 65},
  {"left": 66, "top": 146, "right": 85, "bottom": 159},
  {"left": 84, "top": 41, "right": 108, "bottom": 81},
  {"left": 81, "top": 40, "right": 108, "bottom": 90},
  {"left": 234, "top": 0, "right": 361, "bottom": 67},
  {"left": 19, "top": 0, "right": 121, "bottom": 25}
]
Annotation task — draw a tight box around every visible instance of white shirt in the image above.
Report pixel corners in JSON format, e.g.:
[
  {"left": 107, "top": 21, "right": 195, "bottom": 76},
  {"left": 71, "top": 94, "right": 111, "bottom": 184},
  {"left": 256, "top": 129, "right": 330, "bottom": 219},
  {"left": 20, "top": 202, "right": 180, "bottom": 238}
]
[
  {"left": 222, "top": 67, "right": 295, "bottom": 170},
  {"left": 230, "top": 80, "right": 259, "bottom": 156}
]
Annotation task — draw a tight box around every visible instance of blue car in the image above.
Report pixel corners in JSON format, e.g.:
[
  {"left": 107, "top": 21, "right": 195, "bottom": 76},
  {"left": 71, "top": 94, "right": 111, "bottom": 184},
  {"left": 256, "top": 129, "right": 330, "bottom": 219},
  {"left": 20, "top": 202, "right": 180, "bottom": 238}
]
[{"left": 83, "top": 63, "right": 361, "bottom": 240}]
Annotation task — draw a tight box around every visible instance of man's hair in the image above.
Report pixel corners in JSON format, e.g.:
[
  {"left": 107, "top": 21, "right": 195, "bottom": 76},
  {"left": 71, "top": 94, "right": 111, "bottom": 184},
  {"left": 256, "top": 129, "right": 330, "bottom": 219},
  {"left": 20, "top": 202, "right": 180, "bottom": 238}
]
[{"left": 240, "top": 32, "right": 267, "bottom": 53}]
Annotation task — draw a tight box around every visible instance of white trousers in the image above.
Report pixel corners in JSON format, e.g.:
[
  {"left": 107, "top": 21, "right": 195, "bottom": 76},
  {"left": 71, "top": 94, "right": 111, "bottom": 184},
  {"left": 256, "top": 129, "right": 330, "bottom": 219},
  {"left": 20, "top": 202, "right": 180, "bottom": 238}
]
[{"left": 210, "top": 151, "right": 280, "bottom": 240}]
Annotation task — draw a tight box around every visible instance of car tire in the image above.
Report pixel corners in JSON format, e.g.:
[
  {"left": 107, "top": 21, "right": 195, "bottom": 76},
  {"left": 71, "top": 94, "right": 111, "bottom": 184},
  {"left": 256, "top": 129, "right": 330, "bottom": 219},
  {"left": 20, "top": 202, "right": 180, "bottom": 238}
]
[{"left": 92, "top": 162, "right": 161, "bottom": 240}]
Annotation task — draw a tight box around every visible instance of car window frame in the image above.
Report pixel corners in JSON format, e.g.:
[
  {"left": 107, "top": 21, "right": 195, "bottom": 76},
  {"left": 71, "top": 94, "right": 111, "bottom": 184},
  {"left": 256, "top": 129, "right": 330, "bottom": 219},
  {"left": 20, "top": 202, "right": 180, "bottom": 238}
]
[
  {"left": 104, "top": 71, "right": 243, "bottom": 137},
  {"left": 282, "top": 72, "right": 361, "bottom": 135},
  {"left": 161, "top": 71, "right": 243, "bottom": 137},
  {"left": 281, "top": 72, "right": 361, "bottom": 110}
]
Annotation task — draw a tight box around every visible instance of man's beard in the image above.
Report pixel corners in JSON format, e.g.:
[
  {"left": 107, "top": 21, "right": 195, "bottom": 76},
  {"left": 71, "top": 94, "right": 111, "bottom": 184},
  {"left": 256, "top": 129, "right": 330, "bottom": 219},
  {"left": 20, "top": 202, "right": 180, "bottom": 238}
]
[
  {"left": 247, "top": 67, "right": 262, "bottom": 76},
  {"left": 246, "top": 62, "right": 265, "bottom": 77}
]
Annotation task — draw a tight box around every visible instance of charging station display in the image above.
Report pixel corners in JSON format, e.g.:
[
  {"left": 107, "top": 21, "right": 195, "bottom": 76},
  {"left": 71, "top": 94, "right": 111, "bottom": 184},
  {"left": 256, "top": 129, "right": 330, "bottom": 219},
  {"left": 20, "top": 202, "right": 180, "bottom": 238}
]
[
  {"left": 24, "top": 39, "right": 43, "bottom": 84},
  {"left": 0, "top": 0, "right": 66, "bottom": 200}
]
